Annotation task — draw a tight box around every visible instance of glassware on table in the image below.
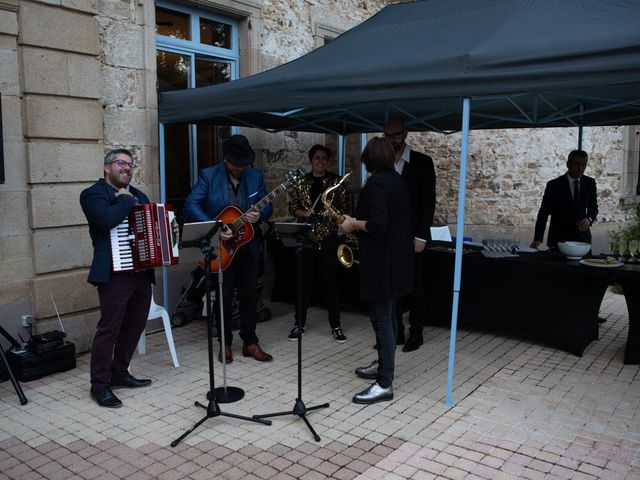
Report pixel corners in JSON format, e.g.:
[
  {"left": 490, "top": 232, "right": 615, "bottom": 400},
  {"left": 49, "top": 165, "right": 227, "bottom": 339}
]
[
  {"left": 629, "top": 239, "right": 639, "bottom": 262},
  {"left": 608, "top": 240, "right": 619, "bottom": 258}
]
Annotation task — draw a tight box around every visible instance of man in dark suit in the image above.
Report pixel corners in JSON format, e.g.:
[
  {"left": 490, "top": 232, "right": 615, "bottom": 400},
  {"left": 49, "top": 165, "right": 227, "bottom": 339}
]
[
  {"left": 384, "top": 117, "right": 436, "bottom": 352},
  {"left": 530, "top": 150, "right": 598, "bottom": 250},
  {"left": 340, "top": 137, "right": 414, "bottom": 404},
  {"left": 80, "top": 149, "right": 154, "bottom": 408}
]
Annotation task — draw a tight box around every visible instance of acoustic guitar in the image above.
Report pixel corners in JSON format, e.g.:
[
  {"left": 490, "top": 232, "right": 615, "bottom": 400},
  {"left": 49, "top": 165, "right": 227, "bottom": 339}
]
[{"left": 206, "top": 168, "right": 304, "bottom": 271}]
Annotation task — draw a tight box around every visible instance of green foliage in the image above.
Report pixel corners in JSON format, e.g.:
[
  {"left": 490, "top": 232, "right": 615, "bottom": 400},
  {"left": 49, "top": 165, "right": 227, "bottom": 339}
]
[{"left": 609, "top": 204, "right": 640, "bottom": 245}]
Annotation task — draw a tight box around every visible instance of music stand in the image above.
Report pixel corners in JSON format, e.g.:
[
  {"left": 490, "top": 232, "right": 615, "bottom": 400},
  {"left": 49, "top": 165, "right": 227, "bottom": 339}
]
[
  {"left": 0, "top": 325, "right": 28, "bottom": 405},
  {"left": 253, "top": 222, "right": 329, "bottom": 442},
  {"left": 171, "top": 221, "right": 270, "bottom": 448}
]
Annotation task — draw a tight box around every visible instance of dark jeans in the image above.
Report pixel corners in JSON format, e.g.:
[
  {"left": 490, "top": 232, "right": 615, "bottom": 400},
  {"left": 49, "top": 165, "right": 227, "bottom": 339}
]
[
  {"left": 295, "top": 235, "right": 341, "bottom": 329},
  {"left": 215, "top": 249, "right": 259, "bottom": 346},
  {"left": 91, "top": 272, "right": 152, "bottom": 389},
  {"left": 371, "top": 297, "right": 397, "bottom": 388},
  {"left": 396, "top": 250, "right": 425, "bottom": 338}
]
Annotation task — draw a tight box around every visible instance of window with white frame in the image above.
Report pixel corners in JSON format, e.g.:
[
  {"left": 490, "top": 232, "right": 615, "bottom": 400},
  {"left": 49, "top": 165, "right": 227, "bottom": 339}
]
[{"left": 156, "top": 1, "right": 239, "bottom": 217}]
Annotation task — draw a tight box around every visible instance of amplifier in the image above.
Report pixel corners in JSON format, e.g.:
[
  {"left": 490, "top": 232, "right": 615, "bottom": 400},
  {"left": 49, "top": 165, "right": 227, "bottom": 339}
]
[{"left": 6, "top": 341, "right": 76, "bottom": 382}]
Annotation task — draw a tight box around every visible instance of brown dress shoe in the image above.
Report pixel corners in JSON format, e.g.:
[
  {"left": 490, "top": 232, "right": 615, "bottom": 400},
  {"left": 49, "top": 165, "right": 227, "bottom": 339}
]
[
  {"left": 218, "top": 346, "right": 233, "bottom": 363},
  {"left": 242, "top": 343, "right": 273, "bottom": 362}
]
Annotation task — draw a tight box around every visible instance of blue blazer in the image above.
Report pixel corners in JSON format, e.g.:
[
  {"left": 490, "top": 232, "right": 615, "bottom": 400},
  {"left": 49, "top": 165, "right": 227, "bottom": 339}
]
[
  {"left": 183, "top": 163, "right": 272, "bottom": 259},
  {"left": 80, "top": 178, "right": 154, "bottom": 286}
]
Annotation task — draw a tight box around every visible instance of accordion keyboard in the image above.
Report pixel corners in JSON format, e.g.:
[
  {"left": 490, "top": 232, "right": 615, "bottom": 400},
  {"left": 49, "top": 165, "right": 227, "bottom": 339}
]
[{"left": 110, "top": 219, "right": 134, "bottom": 271}]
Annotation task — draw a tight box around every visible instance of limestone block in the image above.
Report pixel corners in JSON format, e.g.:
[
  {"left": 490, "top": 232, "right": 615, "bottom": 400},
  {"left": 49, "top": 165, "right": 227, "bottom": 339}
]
[
  {"left": 19, "top": 2, "right": 99, "bottom": 54},
  {"left": 24, "top": 96, "right": 103, "bottom": 140},
  {"left": 103, "top": 106, "right": 148, "bottom": 146},
  {"left": 33, "top": 226, "right": 92, "bottom": 274},
  {"left": 0, "top": 10, "right": 18, "bottom": 35},
  {"left": 0, "top": 48, "right": 18, "bottom": 95},
  {"left": 0, "top": 279, "right": 30, "bottom": 306},
  {"left": 101, "top": 66, "right": 146, "bottom": 108},
  {"left": 22, "top": 47, "right": 101, "bottom": 98},
  {"left": 62, "top": 0, "right": 97, "bottom": 14},
  {"left": 29, "top": 183, "right": 88, "bottom": 228},
  {"left": 97, "top": 0, "right": 135, "bottom": 21},
  {"left": 0, "top": 256, "right": 33, "bottom": 282},
  {"left": 1, "top": 94, "right": 23, "bottom": 140},
  {"left": 0, "top": 234, "right": 30, "bottom": 259},
  {"left": 102, "top": 22, "right": 145, "bottom": 69},
  {"left": 32, "top": 269, "right": 99, "bottom": 318},
  {"left": 0, "top": 191, "right": 29, "bottom": 235},
  {"left": 28, "top": 142, "right": 103, "bottom": 183},
  {"left": 0, "top": 140, "right": 27, "bottom": 191}
]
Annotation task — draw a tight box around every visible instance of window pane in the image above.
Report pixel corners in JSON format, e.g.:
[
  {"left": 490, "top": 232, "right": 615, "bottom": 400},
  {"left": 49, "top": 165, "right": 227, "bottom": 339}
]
[
  {"left": 157, "top": 50, "right": 191, "bottom": 92},
  {"left": 163, "top": 124, "right": 191, "bottom": 220},
  {"left": 200, "top": 18, "right": 231, "bottom": 49},
  {"left": 195, "top": 59, "right": 231, "bottom": 88},
  {"left": 156, "top": 7, "right": 191, "bottom": 40},
  {"left": 197, "top": 125, "right": 231, "bottom": 172}
]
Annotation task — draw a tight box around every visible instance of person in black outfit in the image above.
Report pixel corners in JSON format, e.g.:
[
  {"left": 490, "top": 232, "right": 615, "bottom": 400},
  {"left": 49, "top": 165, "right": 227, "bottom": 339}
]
[
  {"left": 530, "top": 150, "right": 598, "bottom": 250},
  {"left": 287, "top": 145, "right": 349, "bottom": 343},
  {"left": 340, "top": 137, "right": 414, "bottom": 404},
  {"left": 384, "top": 117, "right": 436, "bottom": 352},
  {"left": 80, "top": 149, "right": 154, "bottom": 409}
]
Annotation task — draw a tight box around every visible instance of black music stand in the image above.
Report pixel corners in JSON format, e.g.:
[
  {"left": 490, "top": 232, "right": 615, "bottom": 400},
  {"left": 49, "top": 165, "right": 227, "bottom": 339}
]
[
  {"left": 171, "top": 221, "right": 269, "bottom": 448},
  {"left": 0, "top": 325, "right": 28, "bottom": 405},
  {"left": 253, "top": 222, "right": 329, "bottom": 442}
]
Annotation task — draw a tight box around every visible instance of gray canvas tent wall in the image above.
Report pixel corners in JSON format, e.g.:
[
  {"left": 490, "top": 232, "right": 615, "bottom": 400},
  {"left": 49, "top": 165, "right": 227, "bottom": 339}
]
[{"left": 159, "top": 0, "right": 640, "bottom": 405}]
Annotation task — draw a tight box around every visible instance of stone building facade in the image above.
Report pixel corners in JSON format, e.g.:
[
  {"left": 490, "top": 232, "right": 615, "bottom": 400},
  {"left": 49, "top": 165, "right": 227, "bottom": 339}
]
[{"left": 0, "top": 0, "right": 638, "bottom": 352}]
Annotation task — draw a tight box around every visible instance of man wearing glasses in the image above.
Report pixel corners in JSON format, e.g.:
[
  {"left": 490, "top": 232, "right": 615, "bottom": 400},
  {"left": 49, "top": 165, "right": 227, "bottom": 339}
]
[
  {"left": 384, "top": 117, "right": 437, "bottom": 353},
  {"left": 80, "top": 148, "right": 153, "bottom": 408}
]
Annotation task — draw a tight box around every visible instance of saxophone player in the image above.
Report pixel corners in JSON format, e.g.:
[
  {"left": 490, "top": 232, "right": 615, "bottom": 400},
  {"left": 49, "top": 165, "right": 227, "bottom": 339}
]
[
  {"left": 287, "top": 145, "right": 349, "bottom": 343},
  {"left": 339, "top": 137, "right": 414, "bottom": 404}
]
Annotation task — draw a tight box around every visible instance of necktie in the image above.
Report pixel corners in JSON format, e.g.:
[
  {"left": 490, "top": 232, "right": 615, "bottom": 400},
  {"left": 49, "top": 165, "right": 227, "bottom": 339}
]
[{"left": 573, "top": 180, "right": 580, "bottom": 203}]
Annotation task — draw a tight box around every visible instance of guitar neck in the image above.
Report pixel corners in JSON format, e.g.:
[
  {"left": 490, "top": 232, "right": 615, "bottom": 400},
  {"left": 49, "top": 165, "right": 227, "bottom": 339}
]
[{"left": 232, "top": 182, "right": 288, "bottom": 229}]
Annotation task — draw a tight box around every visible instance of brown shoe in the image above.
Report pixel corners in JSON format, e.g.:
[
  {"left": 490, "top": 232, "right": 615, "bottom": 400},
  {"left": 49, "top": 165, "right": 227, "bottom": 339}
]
[
  {"left": 218, "top": 346, "right": 233, "bottom": 364},
  {"left": 242, "top": 343, "right": 273, "bottom": 362}
]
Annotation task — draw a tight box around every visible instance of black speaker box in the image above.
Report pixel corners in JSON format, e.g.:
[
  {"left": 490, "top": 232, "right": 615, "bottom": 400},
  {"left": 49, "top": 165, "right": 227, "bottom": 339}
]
[{"left": 6, "top": 341, "right": 76, "bottom": 382}]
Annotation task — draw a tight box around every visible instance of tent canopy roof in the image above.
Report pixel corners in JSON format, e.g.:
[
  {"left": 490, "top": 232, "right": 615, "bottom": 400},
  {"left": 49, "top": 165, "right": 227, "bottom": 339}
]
[{"left": 159, "top": 0, "right": 640, "bottom": 134}]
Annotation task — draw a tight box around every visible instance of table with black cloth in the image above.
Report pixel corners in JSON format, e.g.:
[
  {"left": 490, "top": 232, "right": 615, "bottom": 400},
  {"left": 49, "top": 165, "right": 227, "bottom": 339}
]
[{"left": 423, "top": 245, "right": 640, "bottom": 364}]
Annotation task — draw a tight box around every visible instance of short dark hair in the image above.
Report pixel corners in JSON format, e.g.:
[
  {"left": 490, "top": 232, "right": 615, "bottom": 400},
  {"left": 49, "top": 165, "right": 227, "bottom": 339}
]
[
  {"left": 104, "top": 148, "right": 133, "bottom": 165},
  {"left": 361, "top": 137, "right": 395, "bottom": 173},
  {"left": 308, "top": 144, "right": 332, "bottom": 161},
  {"left": 568, "top": 149, "right": 588, "bottom": 162}
]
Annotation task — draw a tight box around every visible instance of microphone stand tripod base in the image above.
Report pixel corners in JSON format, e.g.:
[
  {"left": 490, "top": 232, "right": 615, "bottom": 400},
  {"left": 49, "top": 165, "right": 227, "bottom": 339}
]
[{"left": 208, "top": 386, "right": 245, "bottom": 403}]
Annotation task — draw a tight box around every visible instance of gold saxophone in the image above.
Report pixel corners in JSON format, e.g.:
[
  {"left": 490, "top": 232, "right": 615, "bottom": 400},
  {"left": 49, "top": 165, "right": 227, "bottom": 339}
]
[{"left": 321, "top": 172, "right": 359, "bottom": 268}]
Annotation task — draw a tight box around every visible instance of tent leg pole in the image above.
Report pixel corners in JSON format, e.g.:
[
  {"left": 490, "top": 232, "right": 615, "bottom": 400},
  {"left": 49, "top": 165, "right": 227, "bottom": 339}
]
[{"left": 445, "top": 97, "right": 471, "bottom": 408}]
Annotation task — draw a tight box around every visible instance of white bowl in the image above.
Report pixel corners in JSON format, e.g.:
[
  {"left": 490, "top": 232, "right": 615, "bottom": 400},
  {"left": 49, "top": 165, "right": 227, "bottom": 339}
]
[{"left": 557, "top": 241, "right": 591, "bottom": 259}]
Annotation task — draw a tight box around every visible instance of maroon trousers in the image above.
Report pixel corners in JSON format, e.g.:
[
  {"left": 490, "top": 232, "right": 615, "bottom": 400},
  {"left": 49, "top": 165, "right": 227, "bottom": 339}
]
[{"left": 91, "top": 271, "right": 152, "bottom": 389}]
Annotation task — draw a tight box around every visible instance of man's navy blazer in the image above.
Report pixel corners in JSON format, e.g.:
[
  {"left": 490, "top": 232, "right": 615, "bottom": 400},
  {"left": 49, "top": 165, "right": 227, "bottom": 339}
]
[
  {"left": 80, "top": 178, "right": 154, "bottom": 286},
  {"left": 533, "top": 174, "right": 598, "bottom": 248}
]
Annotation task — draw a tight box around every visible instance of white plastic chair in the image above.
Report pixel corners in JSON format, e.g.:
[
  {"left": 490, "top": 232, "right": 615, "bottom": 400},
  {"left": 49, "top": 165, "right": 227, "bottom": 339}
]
[{"left": 137, "top": 289, "right": 179, "bottom": 368}]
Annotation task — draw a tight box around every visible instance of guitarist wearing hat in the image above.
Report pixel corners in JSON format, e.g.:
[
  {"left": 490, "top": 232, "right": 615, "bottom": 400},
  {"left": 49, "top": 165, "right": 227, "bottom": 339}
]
[{"left": 184, "top": 134, "right": 273, "bottom": 363}]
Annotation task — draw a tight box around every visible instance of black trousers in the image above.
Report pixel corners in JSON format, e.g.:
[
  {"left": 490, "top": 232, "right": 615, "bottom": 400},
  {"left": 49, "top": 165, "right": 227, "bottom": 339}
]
[
  {"left": 91, "top": 272, "right": 152, "bottom": 388},
  {"left": 396, "top": 250, "right": 426, "bottom": 338},
  {"left": 215, "top": 249, "right": 259, "bottom": 346},
  {"left": 295, "top": 235, "right": 341, "bottom": 329}
]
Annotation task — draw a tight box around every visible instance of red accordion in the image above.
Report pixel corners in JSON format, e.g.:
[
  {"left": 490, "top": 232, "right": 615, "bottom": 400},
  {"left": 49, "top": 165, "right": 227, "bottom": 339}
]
[{"left": 110, "top": 203, "right": 179, "bottom": 272}]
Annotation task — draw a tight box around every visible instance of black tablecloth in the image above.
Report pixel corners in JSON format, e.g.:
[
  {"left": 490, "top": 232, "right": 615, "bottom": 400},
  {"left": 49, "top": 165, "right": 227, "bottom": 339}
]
[{"left": 423, "top": 245, "right": 640, "bottom": 363}]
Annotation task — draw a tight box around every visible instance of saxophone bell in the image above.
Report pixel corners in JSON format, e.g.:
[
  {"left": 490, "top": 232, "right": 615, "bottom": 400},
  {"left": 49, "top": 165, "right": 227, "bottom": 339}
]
[{"left": 337, "top": 242, "right": 358, "bottom": 268}]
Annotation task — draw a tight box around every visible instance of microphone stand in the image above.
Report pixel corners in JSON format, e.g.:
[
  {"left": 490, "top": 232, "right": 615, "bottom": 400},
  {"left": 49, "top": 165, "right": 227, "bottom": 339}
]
[
  {"left": 171, "top": 221, "right": 270, "bottom": 448},
  {"left": 253, "top": 222, "right": 329, "bottom": 441}
]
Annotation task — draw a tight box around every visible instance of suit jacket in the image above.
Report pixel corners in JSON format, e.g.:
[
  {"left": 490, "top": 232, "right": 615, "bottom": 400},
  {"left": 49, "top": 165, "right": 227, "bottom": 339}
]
[
  {"left": 402, "top": 150, "right": 436, "bottom": 242},
  {"left": 356, "top": 170, "right": 414, "bottom": 302},
  {"left": 183, "top": 162, "right": 272, "bottom": 259},
  {"left": 533, "top": 174, "right": 598, "bottom": 248},
  {"left": 80, "top": 178, "right": 154, "bottom": 286}
]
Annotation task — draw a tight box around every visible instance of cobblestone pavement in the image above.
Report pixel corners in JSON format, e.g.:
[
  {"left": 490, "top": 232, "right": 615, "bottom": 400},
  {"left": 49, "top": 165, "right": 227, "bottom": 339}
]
[{"left": 1, "top": 289, "right": 639, "bottom": 480}]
